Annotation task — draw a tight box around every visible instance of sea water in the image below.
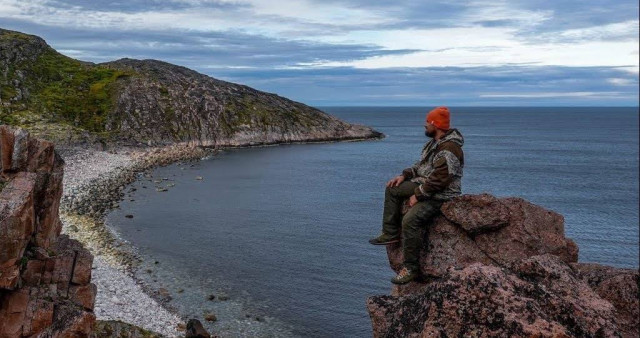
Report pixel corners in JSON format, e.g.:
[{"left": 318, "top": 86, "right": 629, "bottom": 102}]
[{"left": 107, "top": 107, "right": 639, "bottom": 337}]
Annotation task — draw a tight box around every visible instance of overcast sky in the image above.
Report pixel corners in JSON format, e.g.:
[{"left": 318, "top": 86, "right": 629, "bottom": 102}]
[{"left": 1, "top": 0, "right": 638, "bottom": 106}]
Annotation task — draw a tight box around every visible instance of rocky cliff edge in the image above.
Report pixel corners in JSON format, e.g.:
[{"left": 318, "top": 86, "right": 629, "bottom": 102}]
[
  {"left": 369, "top": 194, "right": 639, "bottom": 337},
  {"left": 0, "top": 125, "right": 96, "bottom": 337}
]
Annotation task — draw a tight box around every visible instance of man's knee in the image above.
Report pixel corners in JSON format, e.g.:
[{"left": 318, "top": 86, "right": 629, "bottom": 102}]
[
  {"left": 385, "top": 185, "right": 400, "bottom": 198},
  {"left": 402, "top": 202, "right": 440, "bottom": 228}
]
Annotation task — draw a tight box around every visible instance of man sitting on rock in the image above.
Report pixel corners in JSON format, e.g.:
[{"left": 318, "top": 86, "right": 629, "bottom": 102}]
[{"left": 369, "top": 106, "right": 464, "bottom": 284}]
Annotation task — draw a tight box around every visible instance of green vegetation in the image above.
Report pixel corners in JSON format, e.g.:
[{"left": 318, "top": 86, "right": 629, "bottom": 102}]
[
  {"left": 1, "top": 33, "right": 135, "bottom": 134},
  {"left": 223, "top": 92, "right": 307, "bottom": 133},
  {"left": 93, "top": 320, "right": 162, "bottom": 338},
  {"left": 25, "top": 50, "right": 132, "bottom": 132}
]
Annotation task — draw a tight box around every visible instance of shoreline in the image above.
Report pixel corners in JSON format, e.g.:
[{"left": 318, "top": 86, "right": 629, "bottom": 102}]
[
  {"left": 59, "top": 144, "right": 215, "bottom": 336},
  {"left": 58, "top": 134, "right": 384, "bottom": 336}
]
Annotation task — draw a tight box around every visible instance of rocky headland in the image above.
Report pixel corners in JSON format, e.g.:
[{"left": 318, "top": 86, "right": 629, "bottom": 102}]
[
  {"left": 368, "top": 194, "right": 639, "bottom": 337},
  {"left": 0, "top": 28, "right": 382, "bottom": 149}
]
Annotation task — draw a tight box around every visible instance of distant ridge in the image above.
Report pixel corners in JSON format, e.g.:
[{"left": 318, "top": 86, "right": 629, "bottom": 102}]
[{"left": 0, "top": 28, "right": 382, "bottom": 148}]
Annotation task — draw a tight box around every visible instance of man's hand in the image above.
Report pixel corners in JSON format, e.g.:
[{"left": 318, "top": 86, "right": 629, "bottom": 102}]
[
  {"left": 386, "top": 175, "right": 405, "bottom": 188},
  {"left": 408, "top": 195, "right": 418, "bottom": 207}
]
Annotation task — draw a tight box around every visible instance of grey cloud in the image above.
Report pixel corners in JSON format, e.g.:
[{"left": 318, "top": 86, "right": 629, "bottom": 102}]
[
  {"left": 0, "top": 18, "right": 420, "bottom": 68},
  {"left": 207, "top": 65, "right": 639, "bottom": 106},
  {"left": 302, "top": 0, "right": 639, "bottom": 37},
  {"left": 42, "top": 0, "right": 246, "bottom": 13}
]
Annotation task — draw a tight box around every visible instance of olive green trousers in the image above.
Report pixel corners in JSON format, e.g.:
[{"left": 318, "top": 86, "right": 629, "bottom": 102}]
[{"left": 382, "top": 181, "right": 443, "bottom": 272}]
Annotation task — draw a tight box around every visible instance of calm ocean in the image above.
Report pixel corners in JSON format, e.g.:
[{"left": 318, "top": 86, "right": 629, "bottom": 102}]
[{"left": 107, "top": 107, "right": 639, "bottom": 337}]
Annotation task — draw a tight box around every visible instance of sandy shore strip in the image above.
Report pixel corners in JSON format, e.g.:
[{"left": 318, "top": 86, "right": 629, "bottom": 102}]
[{"left": 58, "top": 145, "right": 215, "bottom": 337}]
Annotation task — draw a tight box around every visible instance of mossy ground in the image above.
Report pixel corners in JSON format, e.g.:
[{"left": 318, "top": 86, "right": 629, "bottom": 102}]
[{"left": 1, "top": 31, "right": 135, "bottom": 138}]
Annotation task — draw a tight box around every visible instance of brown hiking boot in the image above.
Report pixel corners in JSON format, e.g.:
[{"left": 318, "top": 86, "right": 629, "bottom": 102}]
[{"left": 390, "top": 267, "right": 419, "bottom": 284}]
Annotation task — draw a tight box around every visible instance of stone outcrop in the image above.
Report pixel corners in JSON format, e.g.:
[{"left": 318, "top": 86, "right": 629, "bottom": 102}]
[
  {"left": 100, "top": 58, "right": 382, "bottom": 147},
  {"left": 0, "top": 125, "right": 96, "bottom": 337},
  {"left": 369, "top": 193, "right": 639, "bottom": 337},
  {"left": 387, "top": 194, "right": 579, "bottom": 281}
]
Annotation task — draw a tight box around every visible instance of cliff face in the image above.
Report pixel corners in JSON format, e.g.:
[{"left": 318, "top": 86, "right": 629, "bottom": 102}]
[
  {"left": 0, "top": 28, "right": 382, "bottom": 148},
  {"left": 0, "top": 125, "right": 96, "bottom": 337},
  {"left": 101, "top": 58, "right": 379, "bottom": 147},
  {"left": 369, "top": 194, "right": 639, "bottom": 337}
]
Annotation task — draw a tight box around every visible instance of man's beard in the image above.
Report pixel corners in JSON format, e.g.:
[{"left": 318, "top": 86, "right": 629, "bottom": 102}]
[{"left": 425, "top": 130, "right": 436, "bottom": 138}]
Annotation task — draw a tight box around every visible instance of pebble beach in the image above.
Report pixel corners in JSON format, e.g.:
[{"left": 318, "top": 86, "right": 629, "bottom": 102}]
[{"left": 58, "top": 145, "right": 215, "bottom": 337}]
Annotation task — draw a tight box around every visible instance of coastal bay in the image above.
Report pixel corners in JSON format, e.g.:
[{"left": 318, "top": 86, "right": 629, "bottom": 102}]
[{"left": 100, "top": 107, "right": 638, "bottom": 337}]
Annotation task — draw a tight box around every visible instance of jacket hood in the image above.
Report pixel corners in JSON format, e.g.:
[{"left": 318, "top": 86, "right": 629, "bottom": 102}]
[{"left": 440, "top": 128, "right": 464, "bottom": 147}]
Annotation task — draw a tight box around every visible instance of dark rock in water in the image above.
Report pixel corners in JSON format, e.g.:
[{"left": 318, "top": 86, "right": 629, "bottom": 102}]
[
  {"left": 157, "top": 287, "right": 171, "bottom": 301},
  {"left": 125, "top": 214, "right": 134, "bottom": 218},
  {"left": 369, "top": 193, "right": 639, "bottom": 338},
  {"left": 207, "top": 294, "right": 216, "bottom": 301},
  {"left": 204, "top": 313, "right": 217, "bottom": 322},
  {"left": 185, "top": 319, "right": 210, "bottom": 338}
]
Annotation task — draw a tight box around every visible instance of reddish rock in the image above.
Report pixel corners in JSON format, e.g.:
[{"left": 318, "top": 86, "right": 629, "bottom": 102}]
[
  {"left": 371, "top": 194, "right": 638, "bottom": 337},
  {"left": 0, "top": 126, "right": 95, "bottom": 337},
  {"left": 10, "top": 128, "right": 30, "bottom": 171},
  {"left": 386, "top": 216, "right": 494, "bottom": 276},
  {"left": 26, "top": 137, "right": 56, "bottom": 173},
  {"left": 21, "top": 259, "right": 45, "bottom": 286},
  {"left": 440, "top": 193, "right": 510, "bottom": 234},
  {"left": 22, "top": 295, "right": 54, "bottom": 336},
  {"left": 572, "top": 263, "right": 639, "bottom": 338},
  {"left": 387, "top": 194, "right": 579, "bottom": 279},
  {"left": 474, "top": 197, "right": 578, "bottom": 265},
  {"left": 0, "top": 172, "right": 36, "bottom": 289},
  {"left": 69, "top": 284, "right": 98, "bottom": 310},
  {"left": 0, "top": 289, "right": 30, "bottom": 337},
  {"left": 368, "top": 255, "right": 622, "bottom": 338},
  {"left": 44, "top": 303, "right": 96, "bottom": 337}
]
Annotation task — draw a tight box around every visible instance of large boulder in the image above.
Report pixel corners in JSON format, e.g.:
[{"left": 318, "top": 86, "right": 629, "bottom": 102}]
[
  {"left": 368, "top": 254, "right": 637, "bottom": 337},
  {"left": 386, "top": 194, "right": 579, "bottom": 282},
  {"left": 369, "top": 194, "right": 638, "bottom": 337},
  {"left": 571, "top": 263, "right": 639, "bottom": 336},
  {"left": 0, "top": 125, "right": 96, "bottom": 337}
]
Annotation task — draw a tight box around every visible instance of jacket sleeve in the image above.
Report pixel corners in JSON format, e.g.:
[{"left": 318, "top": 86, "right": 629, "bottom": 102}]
[
  {"left": 402, "top": 164, "right": 418, "bottom": 179},
  {"left": 413, "top": 156, "right": 452, "bottom": 200}
]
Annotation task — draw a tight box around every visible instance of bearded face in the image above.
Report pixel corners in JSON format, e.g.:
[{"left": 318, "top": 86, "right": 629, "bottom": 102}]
[{"left": 424, "top": 123, "right": 437, "bottom": 138}]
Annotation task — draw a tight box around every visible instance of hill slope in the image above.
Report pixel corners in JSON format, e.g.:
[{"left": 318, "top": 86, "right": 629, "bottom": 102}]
[{"left": 0, "top": 28, "right": 382, "bottom": 147}]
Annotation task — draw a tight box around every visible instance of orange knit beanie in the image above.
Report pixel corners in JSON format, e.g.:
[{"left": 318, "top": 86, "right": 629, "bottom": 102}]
[{"left": 425, "top": 106, "right": 450, "bottom": 130}]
